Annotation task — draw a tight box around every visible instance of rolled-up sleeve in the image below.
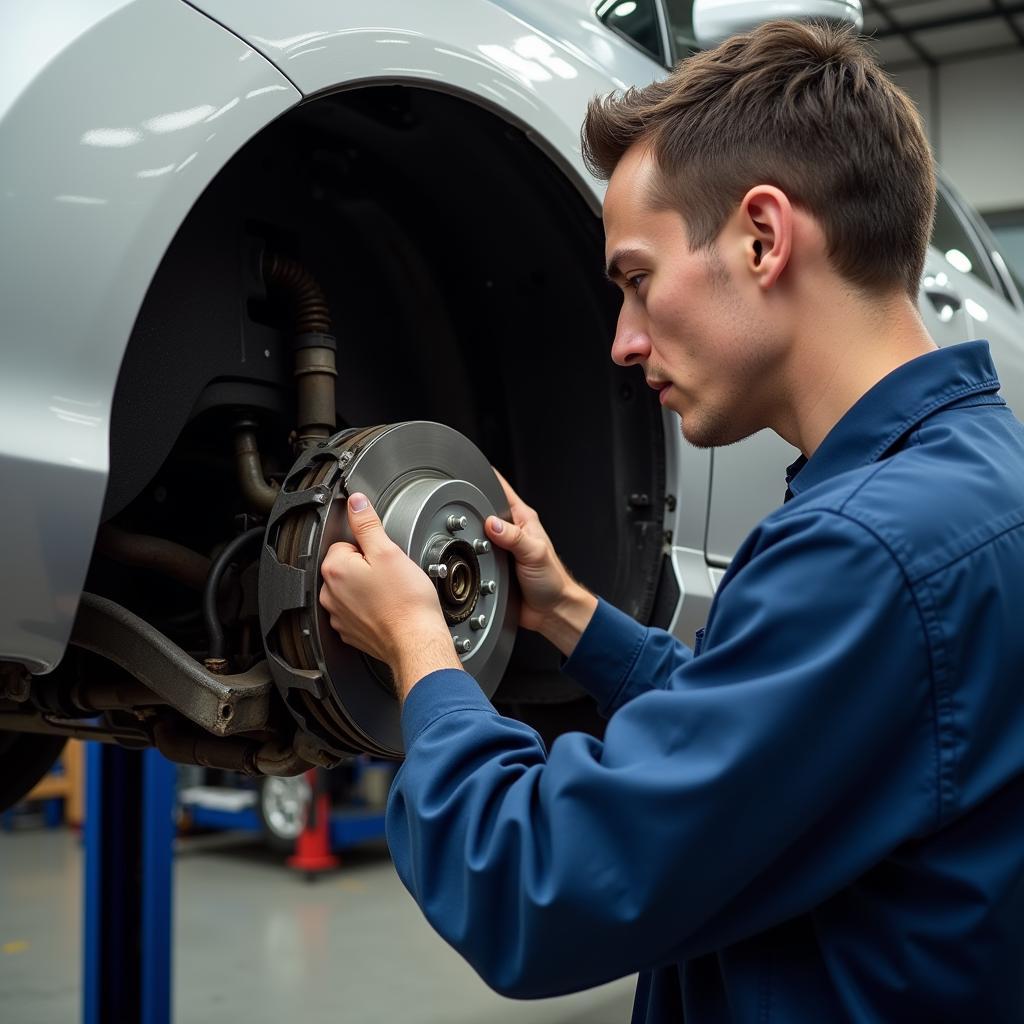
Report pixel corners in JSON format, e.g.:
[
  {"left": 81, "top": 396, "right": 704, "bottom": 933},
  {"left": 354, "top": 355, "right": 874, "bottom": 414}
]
[{"left": 385, "top": 510, "right": 936, "bottom": 999}]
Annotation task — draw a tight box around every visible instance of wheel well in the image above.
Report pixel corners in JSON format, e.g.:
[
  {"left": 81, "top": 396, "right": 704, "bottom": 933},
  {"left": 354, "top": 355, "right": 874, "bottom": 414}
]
[{"left": 103, "top": 84, "right": 667, "bottom": 705}]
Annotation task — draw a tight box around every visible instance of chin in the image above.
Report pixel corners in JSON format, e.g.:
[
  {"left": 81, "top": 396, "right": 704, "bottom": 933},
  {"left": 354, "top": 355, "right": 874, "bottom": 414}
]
[{"left": 680, "top": 409, "right": 751, "bottom": 450}]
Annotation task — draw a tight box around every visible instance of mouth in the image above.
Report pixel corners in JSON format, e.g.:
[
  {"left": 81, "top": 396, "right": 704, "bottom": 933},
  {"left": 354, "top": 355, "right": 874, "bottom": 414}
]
[{"left": 646, "top": 378, "right": 672, "bottom": 404}]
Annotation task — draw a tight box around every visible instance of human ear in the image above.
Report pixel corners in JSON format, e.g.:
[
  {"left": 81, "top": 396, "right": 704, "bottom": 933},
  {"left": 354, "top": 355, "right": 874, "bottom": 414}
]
[{"left": 740, "top": 186, "right": 792, "bottom": 289}]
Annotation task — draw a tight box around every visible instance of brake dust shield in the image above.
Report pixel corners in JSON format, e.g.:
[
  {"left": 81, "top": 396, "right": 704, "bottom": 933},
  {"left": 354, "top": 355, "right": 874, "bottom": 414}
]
[{"left": 258, "top": 422, "right": 518, "bottom": 759}]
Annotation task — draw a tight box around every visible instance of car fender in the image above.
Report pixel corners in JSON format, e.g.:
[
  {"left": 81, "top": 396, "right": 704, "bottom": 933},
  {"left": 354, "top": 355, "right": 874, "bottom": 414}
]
[
  {"left": 188, "top": 0, "right": 665, "bottom": 215},
  {"left": 0, "top": 0, "right": 299, "bottom": 671}
]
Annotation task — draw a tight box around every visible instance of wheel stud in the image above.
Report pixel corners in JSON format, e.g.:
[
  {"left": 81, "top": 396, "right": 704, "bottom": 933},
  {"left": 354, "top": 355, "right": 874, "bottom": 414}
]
[
  {"left": 427, "top": 563, "right": 448, "bottom": 579},
  {"left": 452, "top": 636, "right": 472, "bottom": 653},
  {"left": 446, "top": 514, "right": 468, "bottom": 532},
  {"left": 473, "top": 539, "right": 490, "bottom": 554},
  {"left": 470, "top": 614, "right": 487, "bottom": 630},
  {"left": 481, "top": 579, "right": 496, "bottom": 594}
]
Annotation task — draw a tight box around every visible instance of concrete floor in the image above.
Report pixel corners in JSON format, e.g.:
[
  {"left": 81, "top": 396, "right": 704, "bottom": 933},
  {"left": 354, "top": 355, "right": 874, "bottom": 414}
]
[{"left": 0, "top": 826, "right": 636, "bottom": 1024}]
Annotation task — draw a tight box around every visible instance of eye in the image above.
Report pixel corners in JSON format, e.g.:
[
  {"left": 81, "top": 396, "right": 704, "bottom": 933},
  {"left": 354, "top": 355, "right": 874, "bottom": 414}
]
[{"left": 626, "top": 273, "right": 647, "bottom": 293}]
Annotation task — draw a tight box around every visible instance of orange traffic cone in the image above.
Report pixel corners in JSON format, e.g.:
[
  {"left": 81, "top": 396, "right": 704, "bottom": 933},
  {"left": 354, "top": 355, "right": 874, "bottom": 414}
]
[{"left": 288, "top": 768, "right": 339, "bottom": 879}]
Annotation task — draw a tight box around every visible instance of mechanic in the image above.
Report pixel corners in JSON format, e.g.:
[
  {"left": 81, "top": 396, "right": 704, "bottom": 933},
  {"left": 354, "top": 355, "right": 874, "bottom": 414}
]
[{"left": 319, "top": 20, "right": 1024, "bottom": 1023}]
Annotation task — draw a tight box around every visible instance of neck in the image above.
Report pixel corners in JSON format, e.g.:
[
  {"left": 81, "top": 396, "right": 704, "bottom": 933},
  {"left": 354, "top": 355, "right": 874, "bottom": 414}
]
[{"left": 774, "top": 288, "right": 938, "bottom": 458}]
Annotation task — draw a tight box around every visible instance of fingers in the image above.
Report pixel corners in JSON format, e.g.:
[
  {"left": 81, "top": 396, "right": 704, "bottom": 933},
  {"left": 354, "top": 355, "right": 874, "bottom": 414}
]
[
  {"left": 484, "top": 513, "right": 545, "bottom": 565},
  {"left": 345, "top": 492, "right": 391, "bottom": 558}
]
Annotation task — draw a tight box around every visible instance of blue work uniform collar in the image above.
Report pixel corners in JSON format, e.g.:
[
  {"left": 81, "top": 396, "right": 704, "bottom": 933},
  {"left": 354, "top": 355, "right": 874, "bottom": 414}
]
[{"left": 785, "top": 340, "right": 1002, "bottom": 500}]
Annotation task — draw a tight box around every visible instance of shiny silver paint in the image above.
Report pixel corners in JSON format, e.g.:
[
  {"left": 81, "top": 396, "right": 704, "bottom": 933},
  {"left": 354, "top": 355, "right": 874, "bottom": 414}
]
[
  {"left": 191, "top": 0, "right": 663, "bottom": 212},
  {"left": 0, "top": 0, "right": 299, "bottom": 670},
  {"left": 3, "top": 0, "right": 1020, "bottom": 677}
]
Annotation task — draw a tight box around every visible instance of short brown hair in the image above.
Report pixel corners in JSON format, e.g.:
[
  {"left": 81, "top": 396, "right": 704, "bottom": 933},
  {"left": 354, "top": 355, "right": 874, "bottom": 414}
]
[{"left": 582, "top": 20, "right": 935, "bottom": 299}]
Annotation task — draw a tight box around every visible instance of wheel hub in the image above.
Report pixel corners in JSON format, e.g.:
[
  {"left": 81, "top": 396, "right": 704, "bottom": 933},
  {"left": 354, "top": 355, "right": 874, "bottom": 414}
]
[{"left": 258, "top": 421, "right": 518, "bottom": 759}]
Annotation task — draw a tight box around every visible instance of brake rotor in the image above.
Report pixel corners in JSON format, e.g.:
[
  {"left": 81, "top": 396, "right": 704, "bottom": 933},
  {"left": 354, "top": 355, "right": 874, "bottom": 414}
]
[{"left": 258, "top": 422, "right": 518, "bottom": 759}]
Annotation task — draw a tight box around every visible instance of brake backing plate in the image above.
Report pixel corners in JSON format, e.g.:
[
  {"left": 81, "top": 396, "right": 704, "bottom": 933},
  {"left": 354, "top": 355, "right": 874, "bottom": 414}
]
[{"left": 259, "top": 422, "right": 518, "bottom": 759}]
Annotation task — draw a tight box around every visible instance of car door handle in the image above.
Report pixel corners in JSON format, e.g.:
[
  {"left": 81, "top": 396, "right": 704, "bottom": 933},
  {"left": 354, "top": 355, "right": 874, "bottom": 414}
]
[{"left": 925, "top": 285, "right": 963, "bottom": 314}]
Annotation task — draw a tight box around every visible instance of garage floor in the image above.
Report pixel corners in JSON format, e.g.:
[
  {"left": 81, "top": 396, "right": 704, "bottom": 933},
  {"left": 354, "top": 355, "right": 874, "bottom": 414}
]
[{"left": 0, "top": 827, "right": 636, "bottom": 1024}]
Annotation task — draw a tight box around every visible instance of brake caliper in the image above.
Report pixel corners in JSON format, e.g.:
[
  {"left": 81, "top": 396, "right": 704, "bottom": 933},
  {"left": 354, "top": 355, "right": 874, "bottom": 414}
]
[{"left": 259, "top": 421, "right": 518, "bottom": 760}]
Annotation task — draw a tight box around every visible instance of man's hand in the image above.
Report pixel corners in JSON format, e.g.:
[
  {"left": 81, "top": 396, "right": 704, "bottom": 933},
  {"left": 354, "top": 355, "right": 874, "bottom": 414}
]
[
  {"left": 319, "top": 493, "right": 461, "bottom": 701},
  {"left": 483, "top": 468, "right": 597, "bottom": 657}
]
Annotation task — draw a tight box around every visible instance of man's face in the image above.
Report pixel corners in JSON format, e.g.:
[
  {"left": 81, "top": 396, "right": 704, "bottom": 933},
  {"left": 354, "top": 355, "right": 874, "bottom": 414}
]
[{"left": 603, "top": 145, "right": 786, "bottom": 448}]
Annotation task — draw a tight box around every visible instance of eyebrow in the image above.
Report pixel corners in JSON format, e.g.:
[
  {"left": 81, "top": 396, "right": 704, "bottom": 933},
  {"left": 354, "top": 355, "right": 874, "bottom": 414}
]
[{"left": 604, "top": 247, "right": 647, "bottom": 282}]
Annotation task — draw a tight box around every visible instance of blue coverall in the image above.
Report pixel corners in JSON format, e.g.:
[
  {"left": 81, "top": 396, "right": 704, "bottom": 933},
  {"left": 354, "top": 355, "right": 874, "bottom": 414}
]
[{"left": 387, "top": 340, "right": 1024, "bottom": 1021}]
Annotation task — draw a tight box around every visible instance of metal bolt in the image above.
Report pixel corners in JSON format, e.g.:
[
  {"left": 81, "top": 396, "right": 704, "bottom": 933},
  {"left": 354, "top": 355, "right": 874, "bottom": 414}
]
[
  {"left": 427, "top": 563, "right": 448, "bottom": 579},
  {"left": 473, "top": 539, "right": 491, "bottom": 554},
  {"left": 313, "top": 491, "right": 326, "bottom": 505},
  {"left": 481, "top": 579, "right": 497, "bottom": 595},
  {"left": 446, "top": 514, "right": 468, "bottom": 532},
  {"left": 452, "top": 636, "right": 472, "bottom": 653},
  {"left": 470, "top": 614, "right": 487, "bottom": 630}
]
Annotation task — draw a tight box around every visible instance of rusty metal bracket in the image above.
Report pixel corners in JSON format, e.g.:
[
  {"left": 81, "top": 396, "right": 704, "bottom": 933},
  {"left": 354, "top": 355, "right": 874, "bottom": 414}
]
[{"left": 70, "top": 593, "right": 273, "bottom": 736}]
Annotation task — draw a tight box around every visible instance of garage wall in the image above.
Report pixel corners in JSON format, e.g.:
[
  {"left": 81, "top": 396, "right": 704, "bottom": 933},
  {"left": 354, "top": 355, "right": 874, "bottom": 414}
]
[{"left": 890, "top": 52, "right": 1024, "bottom": 215}]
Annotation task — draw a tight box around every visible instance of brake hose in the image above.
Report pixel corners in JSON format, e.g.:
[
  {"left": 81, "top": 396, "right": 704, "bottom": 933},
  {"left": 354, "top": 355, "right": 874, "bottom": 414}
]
[{"left": 203, "top": 527, "right": 265, "bottom": 670}]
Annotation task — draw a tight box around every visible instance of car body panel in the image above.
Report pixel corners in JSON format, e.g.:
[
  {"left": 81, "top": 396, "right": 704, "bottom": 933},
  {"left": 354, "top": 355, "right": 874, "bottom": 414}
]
[
  {"left": 188, "top": 0, "right": 664, "bottom": 215},
  {"left": 0, "top": 0, "right": 299, "bottom": 670},
  {"left": 4, "top": 0, "right": 1021, "bottom": 678}
]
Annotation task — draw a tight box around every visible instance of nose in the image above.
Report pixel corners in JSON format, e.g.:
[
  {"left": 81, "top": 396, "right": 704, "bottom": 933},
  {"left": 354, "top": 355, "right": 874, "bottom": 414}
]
[{"left": 610, "top": 307, "right": 652, "bottom": 367}]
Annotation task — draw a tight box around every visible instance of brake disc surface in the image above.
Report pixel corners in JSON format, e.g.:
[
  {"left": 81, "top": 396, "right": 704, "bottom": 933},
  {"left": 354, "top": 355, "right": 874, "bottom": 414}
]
[{"left": 259, "top": 422, "right": 518, "bottom": 759}]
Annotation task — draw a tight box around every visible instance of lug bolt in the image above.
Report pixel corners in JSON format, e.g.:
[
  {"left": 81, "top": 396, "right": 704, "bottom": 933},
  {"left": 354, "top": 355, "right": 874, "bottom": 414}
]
[
  {"left": 452, "top": 636, "right": 472, "bottom": 653},
  {"left": 446, "top": 514, "right": 468, "bottom": 532},
  {"left": 470, "top": 614, "right": 487, "bottom": 630},
  {"left": 473, "top": 539, "right": 490, "bottom": 554},
  {"left": 481, "top": 579, "right": 496, "bottom": 594},
  {"left": 427, "top": 563, "right": 448, "bottom": 579}
]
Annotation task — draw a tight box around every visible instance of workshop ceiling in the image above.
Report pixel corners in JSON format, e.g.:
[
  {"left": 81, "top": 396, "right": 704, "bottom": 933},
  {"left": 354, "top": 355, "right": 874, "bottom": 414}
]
[{"left": 863, "top": 0, "right": 1024, "bottom": 67}]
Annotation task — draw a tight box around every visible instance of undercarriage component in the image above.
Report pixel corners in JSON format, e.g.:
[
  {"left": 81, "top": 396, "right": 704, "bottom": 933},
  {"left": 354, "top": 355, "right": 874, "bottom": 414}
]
[
  {"left": 71, "top": 593, "right": 273, "bottom": 736},
  {"left": 95, "top": 524, "right": 212, "bottom": 591},
  {"left": 260, "top": 421, "right": 519, "bottom": 759},
  {"left": 234, "top": 422, "right": 280, "bottom": 515},
  {"left": 261, "top": 251, "right": 339, "bottom": 450},
  {"left": 202, "top": 525, "right": 264, "bottom": 671}
]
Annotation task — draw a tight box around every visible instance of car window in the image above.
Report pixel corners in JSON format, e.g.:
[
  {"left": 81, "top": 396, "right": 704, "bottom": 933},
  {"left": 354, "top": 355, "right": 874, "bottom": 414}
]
[
  {"left": 663, "top": 0, "right": 699, "bottom": 60},
  {"left": 597, "top": 0, "right": 667, "bottom": 65},
  {"left": 971, "top": 208, "right": 1024, "bottom": 309},
  {"left": 932, "top": 187, "right": 999, "bottom": 294}
]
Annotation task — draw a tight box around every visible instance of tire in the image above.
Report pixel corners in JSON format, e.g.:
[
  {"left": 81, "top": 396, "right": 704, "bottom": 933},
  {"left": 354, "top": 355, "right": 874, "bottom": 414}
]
[
  {"left": 257, "top": 774, "right": 311, "bottom": 853},
  {"left": 0, "top": 732, "right": 67, "bottom": 812}
]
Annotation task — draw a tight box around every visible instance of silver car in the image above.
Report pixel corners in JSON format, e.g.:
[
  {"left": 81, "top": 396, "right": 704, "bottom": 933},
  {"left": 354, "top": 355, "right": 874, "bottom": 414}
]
[{"left": 2, "top": 0, "right": 1021, "bottom": 805}]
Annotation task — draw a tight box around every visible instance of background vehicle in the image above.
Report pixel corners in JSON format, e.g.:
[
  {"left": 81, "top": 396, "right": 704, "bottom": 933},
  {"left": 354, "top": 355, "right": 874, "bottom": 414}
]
[{"left": 2, "top": 0, "right": 1020, "bottom": 807}]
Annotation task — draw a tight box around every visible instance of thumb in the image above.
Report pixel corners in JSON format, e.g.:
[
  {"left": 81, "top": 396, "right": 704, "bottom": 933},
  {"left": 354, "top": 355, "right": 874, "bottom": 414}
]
[
  {"left": 485, "top": 515, "right": 543, "bottom": 564},
  {"left": 347, "top": 492, "right": 388, "bottom": 556}
]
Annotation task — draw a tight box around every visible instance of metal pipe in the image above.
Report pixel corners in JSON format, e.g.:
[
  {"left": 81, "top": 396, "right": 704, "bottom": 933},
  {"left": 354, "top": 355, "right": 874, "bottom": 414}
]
[
  {"left": 71, "top": 678, "right": 161, "bottom": 712},
  {"left": 254, "top": 739, "right": 314, "bottom": 777},
  {"left": 203, "top": 526, "right": 265, "bottom": 668},
  {"left": 152, "top": 721, "right": 260, "bottom": 775},
  {"left": 293, "top": 337, "right": 338, "bottom": 447},
  {"left": 234, "top": 424, "right": 279, "bottom": 515},
  {"left": 261, "top": 252, "right": 338, "bottom": 450},
  {"left": 96, "top": 524, "right": 211, "bottom": 591}
]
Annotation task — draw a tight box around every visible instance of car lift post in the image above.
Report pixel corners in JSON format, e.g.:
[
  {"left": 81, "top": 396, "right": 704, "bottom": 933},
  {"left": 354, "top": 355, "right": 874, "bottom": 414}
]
[{"left": 83, "top": 742, "right": 176, "bottom": 1024}]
